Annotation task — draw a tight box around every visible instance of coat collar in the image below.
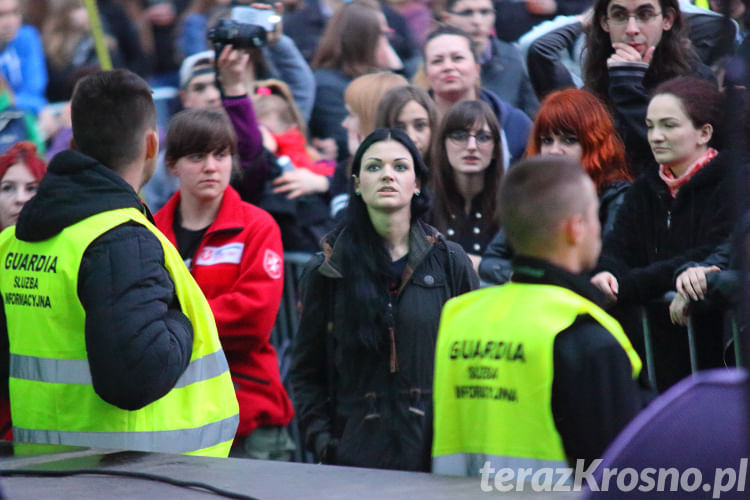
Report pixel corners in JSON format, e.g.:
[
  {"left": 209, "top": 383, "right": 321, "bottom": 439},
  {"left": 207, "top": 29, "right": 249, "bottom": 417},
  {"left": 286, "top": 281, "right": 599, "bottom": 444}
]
[
  {"left": 318, "top": 220, "right": 440, "bottom": 284},
  {"left": 157, "top": 185, "right": 245, "bottom": 240},
  {"left": 511, "top": 255, "right": 608, "bottom": 308}
]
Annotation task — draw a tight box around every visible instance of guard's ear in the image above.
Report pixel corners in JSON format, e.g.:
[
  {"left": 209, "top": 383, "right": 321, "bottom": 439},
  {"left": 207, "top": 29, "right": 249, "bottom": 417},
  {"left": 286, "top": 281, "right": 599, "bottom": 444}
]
[
  {"left": 145, "top": 130, "right": 159, "bottom": 161},
  {"left": 563, "top": 213, "right": 586, "bottom": 245}
]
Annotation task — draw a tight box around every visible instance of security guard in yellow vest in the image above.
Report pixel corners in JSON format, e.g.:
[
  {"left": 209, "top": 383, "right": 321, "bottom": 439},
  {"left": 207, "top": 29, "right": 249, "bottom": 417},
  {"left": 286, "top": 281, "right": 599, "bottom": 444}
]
[
  {"left": 0, "top": 70, "right": 238, "bottom": 456},
  {"left": 433, "top": 157, "right": 647, "bottom": 476}
]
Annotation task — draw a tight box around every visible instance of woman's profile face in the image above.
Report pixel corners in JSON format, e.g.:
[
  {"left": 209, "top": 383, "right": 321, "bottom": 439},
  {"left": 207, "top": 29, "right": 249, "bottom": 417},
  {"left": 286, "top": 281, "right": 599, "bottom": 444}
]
[
  {"left": 424, "top": 34, "right": 479, "bottom": 101},
  {"left": 0, "top": 162, "right": 38, "bottom": 229},
  {"left": 355, "top": 139, "right": 419, "bottom": 215},
  {"left": 342, "top": 106, "right": 362, "bottom": 156},
  {"left": 646, "top": 93, "right": 712, "bottom": 172},
  {"left": 395, "top": 100, "right": 431, "bottom": 157}
]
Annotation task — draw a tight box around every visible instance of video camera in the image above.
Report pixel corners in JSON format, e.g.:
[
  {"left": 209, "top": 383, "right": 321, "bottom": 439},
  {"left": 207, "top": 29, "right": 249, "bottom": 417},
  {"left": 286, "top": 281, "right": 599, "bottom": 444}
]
[{"left": 207, "top": 6, "right": 281, "bottom": 50}]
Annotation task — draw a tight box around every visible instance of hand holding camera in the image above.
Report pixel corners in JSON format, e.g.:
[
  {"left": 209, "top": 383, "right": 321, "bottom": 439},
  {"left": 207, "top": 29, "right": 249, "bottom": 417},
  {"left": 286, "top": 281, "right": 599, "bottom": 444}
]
[
  {"left": 207, "top": 3, "right": 283, "bottom": 51},
  {"left": 217, "top": 45, "right": 251, "bottom": 97}
]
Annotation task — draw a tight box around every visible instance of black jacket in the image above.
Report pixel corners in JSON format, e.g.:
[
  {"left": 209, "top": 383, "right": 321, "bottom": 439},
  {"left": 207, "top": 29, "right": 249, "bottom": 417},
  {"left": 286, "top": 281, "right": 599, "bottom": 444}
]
[
  {"left": 595, "top": 152, "right": 736, "bottom": 304},
  {"left": 289, "top": 221, "right": 478, "bottom": 471},
  {"left": 0, "top": 150, "right": 193, "bottom": 410},
  {"left": 511, "top": 256, "right": 651, "bottom": 467}
]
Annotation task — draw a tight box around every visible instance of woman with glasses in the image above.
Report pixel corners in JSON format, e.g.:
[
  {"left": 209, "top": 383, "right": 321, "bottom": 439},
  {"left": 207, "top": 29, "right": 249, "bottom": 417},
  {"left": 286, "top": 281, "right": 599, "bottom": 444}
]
[
  {"left": 429, "top": 100, "right": 502, "bottom": 270},
  {"left": 290, "top": 128, "right": 477, "bottom": 471},
  {"left": 422, "top": 24, "right": 531, "bottom": 166}
]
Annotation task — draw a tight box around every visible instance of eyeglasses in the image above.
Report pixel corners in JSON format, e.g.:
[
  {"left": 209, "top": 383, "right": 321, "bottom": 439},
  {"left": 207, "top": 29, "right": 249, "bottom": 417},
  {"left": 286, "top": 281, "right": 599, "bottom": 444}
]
[
  {"left": 447, "top": 130, "right": 494, "bottom": 146},
  {"left": 606, "top": 9, "right": 662, "bottom": 25},
  {"left": 450, "top": 8, "right": 495, "bottom": 17}
]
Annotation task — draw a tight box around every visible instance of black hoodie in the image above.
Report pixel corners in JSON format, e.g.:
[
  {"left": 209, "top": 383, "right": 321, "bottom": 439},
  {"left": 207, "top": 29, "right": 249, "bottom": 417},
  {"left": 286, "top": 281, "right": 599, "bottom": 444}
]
[{"left": 1, "top": 150, "right": 193, "bottom": 411}]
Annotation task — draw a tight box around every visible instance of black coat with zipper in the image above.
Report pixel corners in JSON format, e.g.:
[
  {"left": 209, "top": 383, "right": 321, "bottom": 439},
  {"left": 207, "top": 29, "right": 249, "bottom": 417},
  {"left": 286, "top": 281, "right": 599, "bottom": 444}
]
[
  {"left": 595, "top": 152, "right": 736, "bottom": 305},
  {"left": 289, "top": 221, "right": 478, "bottom": 471}
]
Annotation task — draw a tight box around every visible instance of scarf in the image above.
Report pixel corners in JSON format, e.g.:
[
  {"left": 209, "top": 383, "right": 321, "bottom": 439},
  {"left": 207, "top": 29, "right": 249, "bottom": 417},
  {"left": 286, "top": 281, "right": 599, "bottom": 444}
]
[{"left": 658, "top": 148, "right": 717, "bottom": 198}]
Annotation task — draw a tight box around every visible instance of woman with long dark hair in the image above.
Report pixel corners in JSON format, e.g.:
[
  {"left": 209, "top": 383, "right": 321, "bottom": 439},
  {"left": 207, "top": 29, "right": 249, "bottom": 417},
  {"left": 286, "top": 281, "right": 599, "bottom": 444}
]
[
  {"left": 480, "top": 88, "right": 632, "bottom": 284},
  {"left": 591, "top": 76, "right": 735, "bottom": 391},
  {"left": 429, "top": 100, "right": 503, "bottom": 270},
  {"left": 290, "top": 128, "right": 477, "bottom": 471}
]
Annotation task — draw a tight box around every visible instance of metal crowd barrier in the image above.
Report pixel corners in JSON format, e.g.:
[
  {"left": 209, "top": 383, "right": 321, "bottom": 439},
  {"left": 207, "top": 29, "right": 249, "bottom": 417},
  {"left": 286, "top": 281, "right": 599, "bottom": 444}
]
[
  {"left": 270, "top": 251, "right": 315, "bottom": 463},
  {"left": 639, "top": 290, "right": 742, "bottom": 390}
]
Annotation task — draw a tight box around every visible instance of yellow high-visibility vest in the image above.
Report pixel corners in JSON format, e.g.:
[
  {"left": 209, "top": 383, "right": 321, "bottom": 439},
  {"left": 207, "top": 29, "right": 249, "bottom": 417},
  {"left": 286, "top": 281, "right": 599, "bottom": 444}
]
[
  {"left": 0, "top": 207, "right": 239, "bottom": 457},
  {"left": 432, "top": 282, "right": 641, "bottom": 475}
]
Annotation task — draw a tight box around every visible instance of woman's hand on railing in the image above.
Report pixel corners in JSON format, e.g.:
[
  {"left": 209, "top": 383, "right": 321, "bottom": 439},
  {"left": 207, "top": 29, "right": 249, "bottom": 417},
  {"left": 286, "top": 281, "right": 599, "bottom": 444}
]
[
  {"left": 675, "top": 265, "right": 721, "bottom": 302},
  {"left": 668, "top": 292, "right": 691, "bottom": 326}
]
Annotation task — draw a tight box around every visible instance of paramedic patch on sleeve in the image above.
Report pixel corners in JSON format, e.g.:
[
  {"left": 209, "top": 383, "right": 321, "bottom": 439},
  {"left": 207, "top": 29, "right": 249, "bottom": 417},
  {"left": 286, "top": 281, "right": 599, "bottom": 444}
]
[{"left": 263, "top": 249, "right": 283, "bottom": 279}]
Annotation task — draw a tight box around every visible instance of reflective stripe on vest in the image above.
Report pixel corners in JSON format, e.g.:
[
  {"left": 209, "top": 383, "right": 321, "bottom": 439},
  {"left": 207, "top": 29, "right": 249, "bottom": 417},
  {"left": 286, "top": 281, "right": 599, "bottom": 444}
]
[
  {"left": 0, "top": 208, "right": 239, "bottom": 457},
  {"left": 432, "top": 282, "right": 641, "bottom": 475},
  {"left": 13, "top": 413, "right": 239, "bottom": 455},
  {"left": 433, "top": 453, "right": 567, "bottom": 476},
  {"left": 11, "top": 349, "right": 230, "bottom": 388}
]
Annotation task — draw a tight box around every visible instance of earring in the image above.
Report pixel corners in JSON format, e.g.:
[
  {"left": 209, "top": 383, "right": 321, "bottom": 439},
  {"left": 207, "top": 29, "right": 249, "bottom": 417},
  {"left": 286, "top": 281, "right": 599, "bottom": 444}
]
[
  {"left": 355, "top": 191, "right": 361, "bottom": 196},
  {"left": 415, "top": 190, "right": 421, "bottom": 196}
]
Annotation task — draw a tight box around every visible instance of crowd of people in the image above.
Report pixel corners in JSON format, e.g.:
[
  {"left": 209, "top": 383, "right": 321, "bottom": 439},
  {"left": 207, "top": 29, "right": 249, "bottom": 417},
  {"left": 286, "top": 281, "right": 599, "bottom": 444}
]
[{"left": 0, "top": 0, "right": 747, "bottom": 484}]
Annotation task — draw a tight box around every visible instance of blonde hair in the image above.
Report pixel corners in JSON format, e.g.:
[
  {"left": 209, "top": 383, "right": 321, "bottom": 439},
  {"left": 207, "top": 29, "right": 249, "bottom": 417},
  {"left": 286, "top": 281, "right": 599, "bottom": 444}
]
[
  {"left": 344, "top": 71, "right": 408, "bottom": 137},
  {"left": 251, "top": 79, "right": 307, "bottom": 135}
]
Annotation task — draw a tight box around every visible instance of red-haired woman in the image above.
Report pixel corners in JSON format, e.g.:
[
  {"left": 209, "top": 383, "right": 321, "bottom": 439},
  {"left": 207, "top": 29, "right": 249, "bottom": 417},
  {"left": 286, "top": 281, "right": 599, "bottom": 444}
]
[
  {"left": 479, "top": 88, "right": 631, "bottom": 284},
  {"left": 0, "top": 141, "right": 47, "bottom": 439},
  {"left": 0, "top": 141, "right": 47, "bottom": 231}
]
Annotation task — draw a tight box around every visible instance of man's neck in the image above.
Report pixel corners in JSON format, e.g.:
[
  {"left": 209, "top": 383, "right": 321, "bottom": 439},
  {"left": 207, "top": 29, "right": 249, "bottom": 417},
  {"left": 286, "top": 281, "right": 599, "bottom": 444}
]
[
  {"left": 118, "top": 164, "right": 145, "bottom": 194},
  {"left": 524, "top": 247, "right": 584, "bottom": 275}
]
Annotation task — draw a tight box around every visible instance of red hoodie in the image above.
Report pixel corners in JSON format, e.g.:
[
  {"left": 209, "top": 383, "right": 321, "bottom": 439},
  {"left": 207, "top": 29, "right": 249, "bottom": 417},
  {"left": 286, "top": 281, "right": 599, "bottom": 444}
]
[{"left": 155, "top": 186, "right": 293, "bottom": 438}]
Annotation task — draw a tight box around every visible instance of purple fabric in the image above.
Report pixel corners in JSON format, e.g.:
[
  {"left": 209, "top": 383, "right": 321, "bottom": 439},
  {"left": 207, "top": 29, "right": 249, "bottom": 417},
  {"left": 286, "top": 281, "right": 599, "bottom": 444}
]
[
  {"left": 46, "top": 127, "right": 73, "bottom": 161},
  {"left": 583, "top": 369, "right": 750, "bottom": 499},
  {"left": 223, "top": 95, "right": 268, "bottom": 202},
  {"left": 398, "top": 2, "right": 433, "bottom": 48}
]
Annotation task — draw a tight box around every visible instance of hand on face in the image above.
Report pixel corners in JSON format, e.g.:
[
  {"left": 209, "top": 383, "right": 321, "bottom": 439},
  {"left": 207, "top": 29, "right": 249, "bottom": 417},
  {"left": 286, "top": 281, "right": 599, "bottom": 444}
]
[{"left": 607, "top": 42, "right": 655, "bottom": 67}]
